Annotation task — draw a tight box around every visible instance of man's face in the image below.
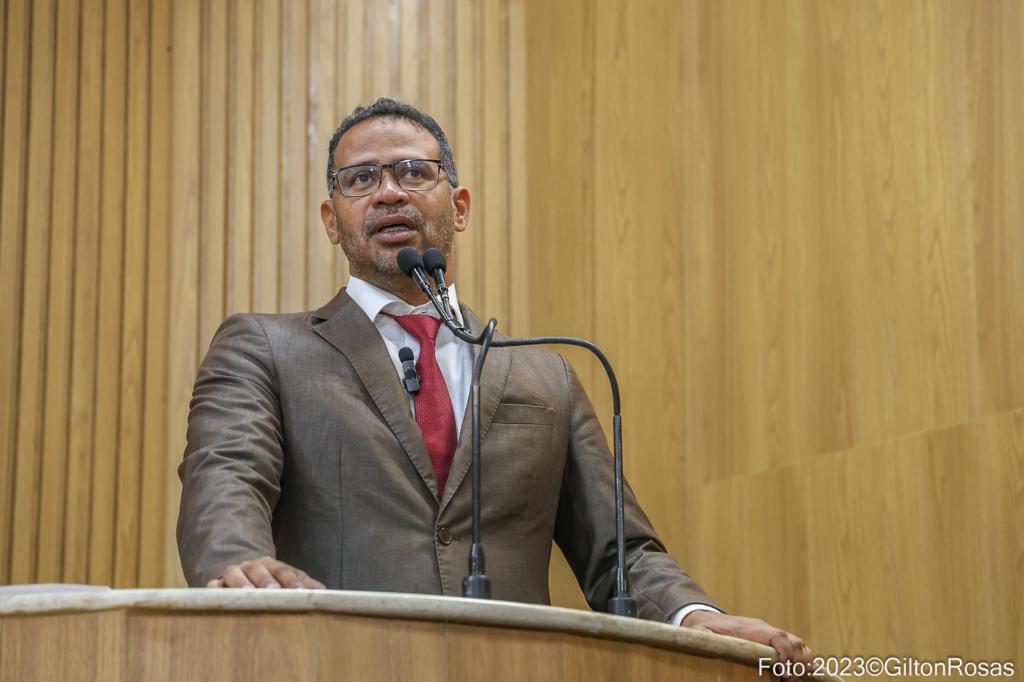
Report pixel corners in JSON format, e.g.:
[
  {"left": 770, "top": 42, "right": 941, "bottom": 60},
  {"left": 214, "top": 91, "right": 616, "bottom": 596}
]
[{"left": 320, "top": 117, "right": 470, "bottom": 289}]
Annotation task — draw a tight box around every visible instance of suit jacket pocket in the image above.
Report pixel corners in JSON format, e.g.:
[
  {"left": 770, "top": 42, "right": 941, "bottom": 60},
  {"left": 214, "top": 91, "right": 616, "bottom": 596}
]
[{"left": 491, "top": 403, "right": 555, "bottom": 426}]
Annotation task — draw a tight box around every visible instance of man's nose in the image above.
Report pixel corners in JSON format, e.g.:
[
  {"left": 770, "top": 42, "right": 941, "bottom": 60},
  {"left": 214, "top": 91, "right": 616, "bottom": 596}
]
[{"left": 371, "top": 169, "right": 409, "bottom": 206}]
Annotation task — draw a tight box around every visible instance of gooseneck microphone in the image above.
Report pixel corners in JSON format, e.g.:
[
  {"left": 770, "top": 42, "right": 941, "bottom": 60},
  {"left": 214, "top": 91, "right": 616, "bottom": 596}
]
[
  {"left": 397, "top": 248, "right": 436, "bottom": 298},
  {"left": 397, "top": 247, "right": 493, "bottom": 599},
  {"left": 422, "top": 248, "right": 454, "bottom": 320},
  {"left": 396, "top": 247, "right": 638, "bottom": 617}
]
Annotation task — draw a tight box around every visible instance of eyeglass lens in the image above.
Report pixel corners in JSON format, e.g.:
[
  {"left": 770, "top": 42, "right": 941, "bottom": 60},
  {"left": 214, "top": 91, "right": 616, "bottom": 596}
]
[{"left": 338, "top": 159, "right": 440, "bottom": 197}]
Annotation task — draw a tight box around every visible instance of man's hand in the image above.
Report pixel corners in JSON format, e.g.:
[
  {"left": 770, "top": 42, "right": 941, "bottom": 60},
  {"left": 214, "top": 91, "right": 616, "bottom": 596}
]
[
  {"left": 681, "top": 611, "right": 812, "bottom": 677},
  {"left": 205, "top": 556, "right": 326, "bottom": 589}
]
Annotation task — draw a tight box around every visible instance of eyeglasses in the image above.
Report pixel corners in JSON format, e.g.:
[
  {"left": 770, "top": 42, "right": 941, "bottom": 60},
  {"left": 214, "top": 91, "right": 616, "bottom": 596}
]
[{"left": 329, "top": 158, "right": 447, "bottom": 197}]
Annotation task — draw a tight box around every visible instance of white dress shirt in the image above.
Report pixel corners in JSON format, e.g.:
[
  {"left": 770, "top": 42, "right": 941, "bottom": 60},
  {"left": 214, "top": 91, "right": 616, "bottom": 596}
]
[
  {"left": 344, "top": 275, "right": 719, "bottom": 625},
  {"left": 345, "top": 276, "right": 473, "bottom": 434}
]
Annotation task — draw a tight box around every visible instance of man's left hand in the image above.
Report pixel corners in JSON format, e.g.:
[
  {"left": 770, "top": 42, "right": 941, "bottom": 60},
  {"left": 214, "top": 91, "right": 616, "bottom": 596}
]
[{"left": 681, "top": 610, "right": 812, "bottom": 677}]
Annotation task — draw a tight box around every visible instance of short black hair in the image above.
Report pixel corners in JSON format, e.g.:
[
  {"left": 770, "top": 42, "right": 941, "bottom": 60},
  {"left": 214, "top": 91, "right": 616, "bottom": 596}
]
[{"left": 326, "top": 97, "right": 459, "bottom": 193}]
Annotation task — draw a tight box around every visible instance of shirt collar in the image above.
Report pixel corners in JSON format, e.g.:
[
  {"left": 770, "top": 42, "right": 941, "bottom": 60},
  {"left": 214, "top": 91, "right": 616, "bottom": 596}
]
[{"left": 346, "top": 275, "right": 465, "bottom": 325}]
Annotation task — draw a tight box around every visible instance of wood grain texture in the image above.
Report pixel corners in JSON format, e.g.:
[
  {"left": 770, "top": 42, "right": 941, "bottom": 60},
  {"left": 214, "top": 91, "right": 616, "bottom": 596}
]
[
  {"left": 64, "top": 0, "right": 104, "bottom": 583},
  {"left": 90, "top": 0, "right": 128, "bottom": 587},
  {"left": 37, "top": 0, "right": 82, "bottom": 584},
  {"left": 166, "top": 0, "right": 201, "bottom": 589},
  {"left": 138, "top": 0, "right": 172, "bottom": 589},
  {"left": 226, "top": 0, "right": 255, "bottom": 314},
  {"left": 0, "top": 0, "right": 31, "bottom": 586},
  {"left": 0, "top": 0, "right": 527, "bottom": 590},
  {"left": 0, "top": 595, "right": 777, "bottom": 682},
  {"left": 4, "top": 0, "right": 1016, "bottom": 669},
  {"left": 306, "top": 0, "right": 338, "bottom": 308},
  {"left": 10, "top": 0, "right": 56, "bottom": 585},
  {"left": 527, "top": 0, "right": 1023, "bottom": 666},
  {"left": 452, "top": 0, "right": 480, "bottom": 298},
  {"left": 114, "top": 0, "right": 151, "bottom": 588},
  {"left": 278, "top": 0, "right": 307, "bottom": 313}
]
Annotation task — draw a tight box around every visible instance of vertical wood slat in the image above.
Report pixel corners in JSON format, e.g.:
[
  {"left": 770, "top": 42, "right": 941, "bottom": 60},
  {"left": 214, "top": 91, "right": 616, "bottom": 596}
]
[
  {"left": 0, "top": 0, "right": 6, "bottom": 146},
  {"left": 226, "top": 0, "right": 254, "bottom": 314},
  {"left": 399, "top": 0, "right": 422, "bottom": 103},
  {"left": 506, "top": 0, "right": 527, "bottom": 337},
  {"left": 198, "top": 0, "right": 228, "bottom": 354},
  {"left": 343, "top": 0, "right": 366, "bottom": 113},
  {"left": 36, "top": 0, "right": 82, "bottom": 584},
  {"left": 138, "top": 0, "right": 172, "bottom": 588},
  {"left": 424, "top": 0, "right": 454, "bottom": 134},
  {"left": 452, "top": 0, "right": 480, "bottom": 297},
  {"left": 88, "top": 0, "right": 128, "bottom": 586},
  {"left": 114, "top": 0, "right": 150, "bottom": 588},
  {"left": 165, "top": 0, "right": 200, "bottom": 587},
  {"left": 335, "top": 0, "right": 365, "bottom": 287},
  {"left": 367, "top": 0, "right": 392, "bottom": 98},
  {"left": 480, "top": 0, "right": 508, "bottom": 327},
  {"left": 0, "top": 0, "right": 31, "bottom": 585},
  {"left": 9, "top": 0, "right": 56, "bottom": 584},
  {"left": 63, "top": 0, "right": 104, "bottom": 581},
  {"left": 279, "top": 0, "right": 307, "bottom": 312},
  {"left": 306, "top": 0, "right": 338, "bottom": 307},
  {"left": 252, "top": 0, "right": 280, "bottom": 312}
]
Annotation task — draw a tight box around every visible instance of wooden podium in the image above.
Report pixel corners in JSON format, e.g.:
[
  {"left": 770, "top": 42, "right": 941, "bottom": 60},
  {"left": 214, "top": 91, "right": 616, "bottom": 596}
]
[{"left": 0, "top": 589, "right": 827, "bottom": 681}]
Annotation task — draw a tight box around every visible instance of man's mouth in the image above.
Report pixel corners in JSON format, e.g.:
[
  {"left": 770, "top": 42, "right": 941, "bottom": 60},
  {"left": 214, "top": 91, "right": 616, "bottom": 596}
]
[{"left": 371, "top": 218, "right": 420, "bottom": 244}]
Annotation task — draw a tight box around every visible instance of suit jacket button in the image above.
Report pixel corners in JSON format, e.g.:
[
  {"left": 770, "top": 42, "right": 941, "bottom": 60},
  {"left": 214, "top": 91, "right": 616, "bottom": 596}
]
[{"left": 437, "top": 527, "right": 452, "bottom": 545}]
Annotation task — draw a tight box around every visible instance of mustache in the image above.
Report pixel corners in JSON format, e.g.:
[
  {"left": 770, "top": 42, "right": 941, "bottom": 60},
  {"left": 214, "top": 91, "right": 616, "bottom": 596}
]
[{"left": 361, "top": 207, "right": 427, "bottom": 235}]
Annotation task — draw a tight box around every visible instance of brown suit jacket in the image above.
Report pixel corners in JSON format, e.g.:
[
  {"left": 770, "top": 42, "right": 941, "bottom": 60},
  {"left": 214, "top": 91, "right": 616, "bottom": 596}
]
[{"left": 177, "top": 288, "right": 717, "bottom": 621}]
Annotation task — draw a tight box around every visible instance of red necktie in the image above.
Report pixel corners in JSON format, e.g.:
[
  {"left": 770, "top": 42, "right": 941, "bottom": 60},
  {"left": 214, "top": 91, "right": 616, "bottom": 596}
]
[{"left": 390, "top": 314, "right": 458, "bottom": 494}]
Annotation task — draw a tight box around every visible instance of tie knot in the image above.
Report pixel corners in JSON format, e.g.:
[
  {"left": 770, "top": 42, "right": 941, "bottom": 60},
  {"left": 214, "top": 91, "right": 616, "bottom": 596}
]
[{"left": 390, "top": 314, "right": 443, "bottom": 343}]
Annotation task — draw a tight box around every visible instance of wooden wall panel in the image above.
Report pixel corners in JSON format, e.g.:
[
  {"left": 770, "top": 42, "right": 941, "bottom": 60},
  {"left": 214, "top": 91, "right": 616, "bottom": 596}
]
[
  {"left": 0, "top": 0, "right": 1019, "bottom": 667},
  {"left": 9, "top": 0, "right": 56, "bottom": 584},
  {"left": 138, "top": 0, "right": 173, "bottom": 589},
  {"left": 0, "top": 0, "right": 31, "bottom": 586},
  {"left": 37, "top": 0, "right": 82, "bottom": 585},
  {"left": 64, "top": 0, "right": 104, "bottom": 583},
  {"left": 306, "top": 0, "right": 339, "bottom": 308},
  {"left": 0, "top": 0, "right": 527, "bottom": 588},
  {"left": 528, "top": 0, "right": 1022, "bottom": 666},
  {"left": 167, "top": 0, "right": 202, "bottom": 588},
  {"left": 226, "top": 0, "right": 253, "bottom": 315},
  {"left": 278, "top": 0, "right": 307, "bottom": 314},
  {"left": 90, "top": 0, "right": 128, "bottom": 587},
  {"left": 115, "top": 0, "right": 151, "bottom": 587},
  {"left": 525, "top": 0, "right": 597, "bottom": 611}
]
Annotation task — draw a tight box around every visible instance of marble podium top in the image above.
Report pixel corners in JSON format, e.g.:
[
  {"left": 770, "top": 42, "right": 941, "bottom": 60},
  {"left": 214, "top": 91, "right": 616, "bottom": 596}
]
[{"left": 1, "top": 587, "right": 777, "bottom": 669}]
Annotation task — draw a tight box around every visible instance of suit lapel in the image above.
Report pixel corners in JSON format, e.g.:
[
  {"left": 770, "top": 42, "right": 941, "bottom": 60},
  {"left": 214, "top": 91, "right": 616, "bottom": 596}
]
[
  {"left": 311, "top": 289, "right": 441, "bottom": 501},
  {"left": 440, "top": 305, "right": 512, "bottom": 513}
]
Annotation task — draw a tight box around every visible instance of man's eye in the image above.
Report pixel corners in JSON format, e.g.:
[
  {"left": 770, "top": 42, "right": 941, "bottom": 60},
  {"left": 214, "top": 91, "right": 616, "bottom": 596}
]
[{"left": 352, "top": 172, "right": 373, "bottom": 184}]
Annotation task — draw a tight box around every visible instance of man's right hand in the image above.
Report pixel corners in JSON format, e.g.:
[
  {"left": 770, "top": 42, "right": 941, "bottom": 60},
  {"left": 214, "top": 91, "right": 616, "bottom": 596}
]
[{"left": 205, "top": 556, "right": 327, "bottom": 589}]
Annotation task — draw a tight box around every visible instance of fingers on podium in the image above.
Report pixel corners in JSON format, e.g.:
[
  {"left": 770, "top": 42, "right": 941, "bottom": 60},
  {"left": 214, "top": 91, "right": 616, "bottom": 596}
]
[{"left": 207, "top": 557, "right": 326, "bottom": 589}]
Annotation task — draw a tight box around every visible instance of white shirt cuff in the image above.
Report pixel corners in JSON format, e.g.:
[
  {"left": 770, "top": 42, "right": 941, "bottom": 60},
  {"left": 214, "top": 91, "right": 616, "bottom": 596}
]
[{"left": 670, "top": 603, "right": 722, "bottom": 627}]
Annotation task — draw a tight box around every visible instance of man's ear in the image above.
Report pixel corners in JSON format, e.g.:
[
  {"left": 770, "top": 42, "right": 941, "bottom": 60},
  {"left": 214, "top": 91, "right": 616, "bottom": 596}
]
[
  {"left": 321, "top": 199, "right": 341, "bottom": 244},
  {"left": 452, "top": 186, "right": 471, "bottom": 233}
]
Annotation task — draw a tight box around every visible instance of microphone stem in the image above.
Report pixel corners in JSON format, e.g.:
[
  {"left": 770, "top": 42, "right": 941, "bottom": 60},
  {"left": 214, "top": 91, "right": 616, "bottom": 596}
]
[
  {"left": 470, "top": 320, "right": 496, "bottom": 564},
  {"left": 413, "top": 269, "right": 634, "bottom": 613}
]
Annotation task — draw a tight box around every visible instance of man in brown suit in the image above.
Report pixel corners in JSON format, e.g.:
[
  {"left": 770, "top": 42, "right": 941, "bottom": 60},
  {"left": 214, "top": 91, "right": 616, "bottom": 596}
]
[{"left": 178, "top": 98, "right": 812, "bottom": 665}]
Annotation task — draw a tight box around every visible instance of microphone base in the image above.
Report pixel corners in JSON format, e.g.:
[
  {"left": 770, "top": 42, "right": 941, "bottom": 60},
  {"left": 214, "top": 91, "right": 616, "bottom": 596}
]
[
  {"left": 607, "top": 596, "right": 638, "bottom": 618},
  {"left": 461, "top": 574, "right": 492, "bottom": 599}
]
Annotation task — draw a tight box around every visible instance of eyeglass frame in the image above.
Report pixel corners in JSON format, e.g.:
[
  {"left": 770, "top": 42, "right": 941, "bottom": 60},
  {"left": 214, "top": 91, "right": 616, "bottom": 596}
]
[{"left": 327, "top": 158, "right": 451, "bottom": 198}]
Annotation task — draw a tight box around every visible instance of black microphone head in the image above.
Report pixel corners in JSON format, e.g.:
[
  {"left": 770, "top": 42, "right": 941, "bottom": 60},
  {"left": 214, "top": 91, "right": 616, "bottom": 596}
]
[
  {"left": 398, "top": 346, "right": 415, "bottom": 363},
  {"left": 396, "top": 248, "right": 424, "bottom": 277},
  {"left": 422, "top": 248, "right": 447, "bottom": 274}
]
